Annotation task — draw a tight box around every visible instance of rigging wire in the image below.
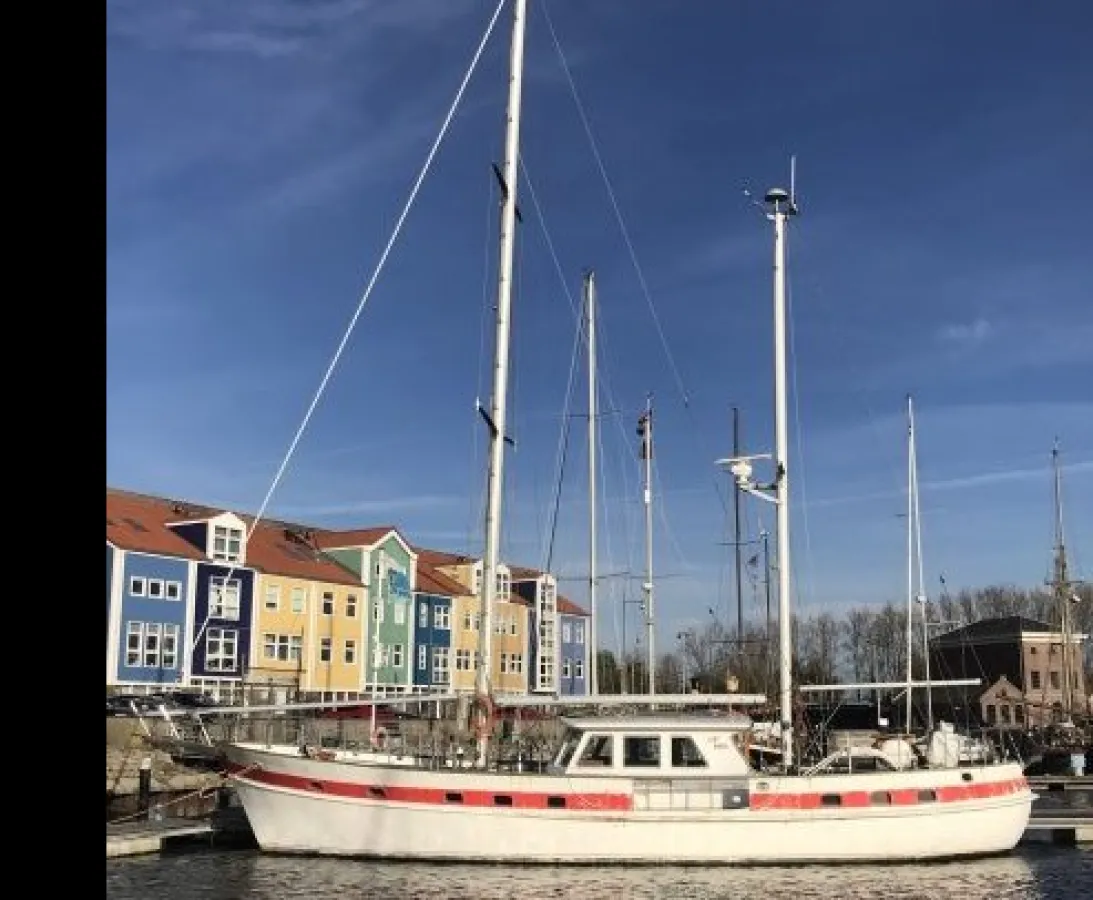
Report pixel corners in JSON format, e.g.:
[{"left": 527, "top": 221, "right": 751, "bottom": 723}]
[{"left": 190, "top": 0, "right": 509, "bottom": 652}]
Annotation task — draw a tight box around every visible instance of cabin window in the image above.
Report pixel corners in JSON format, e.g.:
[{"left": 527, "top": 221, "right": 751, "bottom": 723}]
[
  {"left": 555, "top": 734, "right": 581, "bottom": 768},
  {"left": 869, "top": 791, "right": 891, "bottom": 806},
  {"left": 493, "top": 795, "right": 513, "bottom": 807},
  {"left": 820, "top": 794, "right": 841, "bottom": 807},
  {"left": 918, "top": 790, "right": 937, "bottom": 803},
  {"left": 623, "top": 736, "right": 661, "bottom": 768},
  {"left": 577, "top": 735, "right": 613, "bottom": 768},
  {"left": 671, "top": 736, "right": 707, "bottom": 768},
  {"left": 547, "top": 796, "right": 567, "bottom": 809},
  {"left": 369, "top": 786, "right": 386, "bottom": 799},
  {"left": 445, "top": 792, "right": 463, "bottom": 804}
]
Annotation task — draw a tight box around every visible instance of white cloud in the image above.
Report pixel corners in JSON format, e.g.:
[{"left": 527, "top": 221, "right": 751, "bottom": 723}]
[{"left": 937, "top": 316, "right": 992, "bottom": 347}]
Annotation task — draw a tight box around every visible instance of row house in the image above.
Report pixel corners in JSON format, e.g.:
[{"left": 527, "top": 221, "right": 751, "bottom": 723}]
[
  {"left": 511, "top": 568, "right": 559, "bottom": 695},
  {"left": 246, "top": 524, "right": 365, "bottom": 704},
  {"left": 316, "top": 528, "right": 418, "bottom": 695},
  {"left": 417, "top": 549, "right": 530, "bottom": 695},
  {"left": 413, "top": 564, "right": 462, "bottom": 691},
  {"left": 558, "top": 597, "right": 591, "bottom": 696}
]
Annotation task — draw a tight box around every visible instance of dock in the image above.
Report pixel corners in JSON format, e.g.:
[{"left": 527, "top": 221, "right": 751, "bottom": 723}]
[
  {"left": 107, "top": 819, "right": 214, "bottom": 858},
  {"left": 1022, "top": 808, "right": 1093, "bottom": 847}
]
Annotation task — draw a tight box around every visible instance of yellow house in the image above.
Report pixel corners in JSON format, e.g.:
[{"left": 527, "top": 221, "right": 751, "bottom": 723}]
[
  {"left": 417, "top": 549, "right": 527, "bottom": 696},
  {"left": 246, "top": 522, "right": 367, "bottom": 702}
]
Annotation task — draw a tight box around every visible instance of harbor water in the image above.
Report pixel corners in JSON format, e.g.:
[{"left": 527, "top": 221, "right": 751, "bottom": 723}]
[{"left": 107, "top": 847, "right": 1092, "bottom": 899}]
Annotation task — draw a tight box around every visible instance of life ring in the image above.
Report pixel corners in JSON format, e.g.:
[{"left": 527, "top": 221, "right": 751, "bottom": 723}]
[
  {"left": 371, "top": 727, "right": 389, "bottom": 751},
  {"left": 470, "top": 694, "right": 497, "bottom": 740}
]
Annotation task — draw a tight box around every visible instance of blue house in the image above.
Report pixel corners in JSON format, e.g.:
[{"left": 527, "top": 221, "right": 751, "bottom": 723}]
[
  {"left": 107, "top": 490, "right": 203, "bottom": 692},
  {"left": 412, "top": 564, "right": 460, "bottom": 691},
  {"left": 511, "top": 568, "right": 561, "bottom": 696},
  {"left": 558, "top": 597, "right": 590, "bottom": 697},
  {"left": 165, "top": 508, "right": 256, "bottom": 701}
]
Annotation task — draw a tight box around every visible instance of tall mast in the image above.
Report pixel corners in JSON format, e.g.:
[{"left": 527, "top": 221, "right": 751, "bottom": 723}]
[
  {"left": 910, "top": 397, "right": 932, "bottom": 731},
  {"left": 733, "top": 407, "right": 744, "bottom": 639},
  {"left": 1051, "top": 438, "right": 1073, "bottom": 720},
  {"left": 638, "top": 397, "right": 655, "bottom": 694},
  {"left": 766, "top": 185, "right": 796, "bottom": 766},
  {"left": 475, "top": 0, "right": 526, "bottom": 766},
  {"left": 585, "top": 270, "right": 599, "bottom": 695},
  {"left": 905, "top": 395, "right": 915, "bottom": 733}
]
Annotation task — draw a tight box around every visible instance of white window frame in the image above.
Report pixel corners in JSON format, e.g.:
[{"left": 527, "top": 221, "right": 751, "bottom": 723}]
[
  {"left": 209, "top": 577, "right": 241, "bottom": 621},
  {"left": 372, "top": 601, "right": 384, "bottom": 623},
  {"left": 143, "top": 622, "right": 162, "bottom": 667},
  {"left": 147, "top": 578, "right": 164, "bottom": 599},
  {"left": 344, "top": 639, "right": 357, "bottom": 665},
  {"left": 511, "top": 653, "right": 523, "bottom": 674},
  {"left": 290, "top": 587, "right": 306, "bottom": 614},
  {"left": 321, "top": 591, "right": 334, "bottom": 616},
  {"left": 575, "top": 659, "right": 584, "bottom": 678},
  {"left": 162, "top": 624, "right": 179, "bottom": 668},
  {"left": 165, "top": 581, "right": 182, "bottom": 601},
  {"left": 346, "top": 593, "right": 358, "bottom": 617},
  {"left": 455, "top": 648, "right": 472, "bottom": 671},
  {"left": 126, "top": 622, "right": 142, "bottom": 666},
  {"left": 563, "top": 659, "right": 572, "bottom": 678},
  {"left": 264, "top": 584, "right": 280, "bottom": 612},
  {"left": 212, "top": 524, "right": 243, "bottom": 563},
  {"left": 289, "top": 635, "right": 302, "bottom": 662},
  {"left": 419, "top": 602, "right": 429, "bottom": 628},
  {"left": 574, "top": 623, "right": 585, "bottom": 644},
  {"left": 320, "top": 637, "right": 332, "bottom": 663},
  {"left": 431, "top": 647, "right": 450, "bottom": 684},
  {"left": 434, "top": 606, "right": 450, "bottom": 630},
  {"left": 562, "top": 622, "right": 572, "bottom": 642},
  {"left": 394, "top": 603, "right": 406, "bottom": 626},
  {"left": 205, "top": 628, "right": 238, "bottom": 672},
  {"left": 500, "top": 652, "right": 509, "bottom": 674},
  {"left": 391, "top": 644, "right": 403, "bottom": 668},
  {"left": 418, "top": 644, "right": 427, "bottom": 670},
  {"left": 129, "top": 577, "right": 146, "bottom": 597},
  {"left": 263, "top": 632, "right": 278, "bottom": 660}
]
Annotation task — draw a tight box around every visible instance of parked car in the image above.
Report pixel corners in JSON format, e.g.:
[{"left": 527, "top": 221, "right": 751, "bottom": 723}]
[{"left": 317, "top": 702, "right": 419, "bottom": 725}]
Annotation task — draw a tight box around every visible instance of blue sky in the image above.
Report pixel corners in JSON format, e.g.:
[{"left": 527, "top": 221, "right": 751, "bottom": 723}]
[{"left": 107, "top": 0, "right": 1092, "bottom": 654}]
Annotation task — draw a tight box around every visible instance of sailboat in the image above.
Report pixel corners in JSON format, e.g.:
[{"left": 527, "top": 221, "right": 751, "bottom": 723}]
[{"left": 224, "top": 0, "right": 1032, "bottom": 862}]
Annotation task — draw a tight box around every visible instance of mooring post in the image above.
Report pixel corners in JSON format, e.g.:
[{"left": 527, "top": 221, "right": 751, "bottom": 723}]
[{"left": 138, "top": 756, "right": 152, "bottom": 820}]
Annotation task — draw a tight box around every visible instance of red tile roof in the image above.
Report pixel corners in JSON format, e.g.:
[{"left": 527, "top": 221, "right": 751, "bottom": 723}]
[
  {"left": 243, "top": 524, "right": 360, "bottom": 585},
  {"left": 315, "top": 526, "right": 411, "bottom": 551},
  {"left": 107, "top": 491, "right": 206, "bottom": 560},
  {"left": 558, "top": 596, "right": 589, "bottom": 617},
  {"left": 416, "top": 563, "right": 471, "bottom": 597},
  {"left": 509, "top": 565, "right": 543, "bottom": 580},
  {"left": 414, "top": 547, "right": 478, "bottom": 567}
]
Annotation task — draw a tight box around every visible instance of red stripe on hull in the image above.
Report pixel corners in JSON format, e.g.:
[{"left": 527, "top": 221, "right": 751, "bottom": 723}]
[{"left": 229, "top": 763, "right": 633, "bottom": 811}]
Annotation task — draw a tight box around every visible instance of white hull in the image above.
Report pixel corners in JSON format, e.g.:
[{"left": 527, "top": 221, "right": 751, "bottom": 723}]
[{"left": 226, "top": 744, "right": 1032, "bottom": 863}]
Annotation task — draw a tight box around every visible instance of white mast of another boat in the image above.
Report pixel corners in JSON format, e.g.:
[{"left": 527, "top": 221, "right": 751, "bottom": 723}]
[
  {"left": 475, "top": 0, "right": 527, "bottom": 767},
  {"left": 904, "top": 396, "right": 915, "bottom": 733},
  {"left": 585, "top": 270, "right": 599, "bottom": 696},
  {"left": 908, "top": 396, "right": 933, "bottom": 731},
  {"left": 639, "top": 396, "right": 655, "bottom": 694}
]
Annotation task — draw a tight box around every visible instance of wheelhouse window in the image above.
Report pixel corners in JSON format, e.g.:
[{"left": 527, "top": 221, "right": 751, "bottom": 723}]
[
  {"left": 624, "top": 736, "right": 661, "bottom": 768},
  {"left": 577, "top": 734, "right": 613, "bottom": 767},
  {"left": 671, "top": 736, "right": 707, "bottom": 768},
  {"left": 555, "top": 733, "right": 582, "bottom": 769}
]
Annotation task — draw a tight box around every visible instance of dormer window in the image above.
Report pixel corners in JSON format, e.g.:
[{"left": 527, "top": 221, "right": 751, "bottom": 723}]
[{"left": 213, "top": 524, "right": 243, "bottom": 563}]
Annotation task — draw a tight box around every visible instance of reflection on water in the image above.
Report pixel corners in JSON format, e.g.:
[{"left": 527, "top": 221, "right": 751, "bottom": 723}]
[{"left": 107, "top": 848, "right": 1093, "bottom": 899}]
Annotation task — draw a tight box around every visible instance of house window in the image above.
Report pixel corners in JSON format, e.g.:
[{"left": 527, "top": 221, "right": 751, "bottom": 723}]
[
  {"left": 624, "top": 736, "right": 661, "bottom": 768},
  {"left": 496, "top": 570, "right": 510, "bottom": 601},
  {"left": 463, "top": 611, "right": 474, "bottom": 630},
  {"left": 509, "top": 617, "right": 517, "bottom": 636},
  {"left": 431, "top": 647, "right": 449, "bottom": 684},
  {"left": 455, "top": 649, "right": 472, "bottom": 671},
  {"left": 419, "top": 603, "right": 429, "bottom": 628},
  {"left": 144, "top": 623, "right": 161, "bottom": 667},
  {"left": 264, "top": 585, "right": 280, "bottom": 612},
  {"left": 394, "top": 603, "right": 406, "bottom": 625},
  {"left": 562, "top": 622, "right": 572, "bottom": 642},
  {"left": 346, "top": 594, "right": 358, "bottom": 617},
  {"left": 372, "top": 602, "right": 384, "bottom": 623},
  {"left": 1000, "top": 705, "right": 1012, "bottom": 724},
  {"left": 1050, "top": 671, "right": 1061, "bottom": 689},
  {"left": 511, "top": 653, "right": 523, "bottom": 674},
  {"left": 126, "top": 622, "right": 142, "bottom": 666},
  {"left": 290, "top": 587, "right": 306, "bottom": 613},
  {"left": 345, "top": 640, "right": 357, "bottom": 665},
  {"left": 1030, "top": 671, "right": 1042, "bottom": 690},
  {"left": 985, "top": 704, "right": 996, "bottom": 724},
  {"left": 575, "top": 660, "right": 584, "bottom": 679},
  {"left": 671, "top": 736, "right": 707, "bottom": 768},
  {"left": 434, "top": 606, "right": 450, "bottom": 629},
  {"left": 500, "top": 653, "right": 509, "bottom": 674},
  {"left": 391, "top": 645, "right": 403, "bottom": 668},
  {"left": 212, "top": 524, "right": 243, "bottom": 563},
  {"left": 563, "top": 660, "right": 572, "bottom": 678},
  {"left": 147, "top": 579, "right": 164, "bottom": 599},
  {"left": 1015, "top": 705, "right": 1025, "bottom": 724},
  {"left": 320, "top": 638, "right": 332, "bottom": 663},
  {"left": 263, "top": 633, "right": 278, "bottom": 659},
  {"left": 289, "top": 635, "right": 302, "bottom": 662},
  {"left": 206, "top": 628, "right": 238, "bottom": 672},
  {"left": 574, "top": 623, "right": 585, "bottom": 644},
  {"left": 322, "top": 592, "right": 334, "bottom": 616},
  {"left": 209, "top": 577, "right": 241, "bottom": 620},
  {"left": 165, "top": 581, "right": 182, "bottom": 601},
  {"left": 129, "top": 577, "right": 147, "bottom": 597},
  {"left": 418, "top": 645, "right": 427, "bottom": 669},
  {"left": 162, "top": 624, "right": 179, "bottom": 668}
]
